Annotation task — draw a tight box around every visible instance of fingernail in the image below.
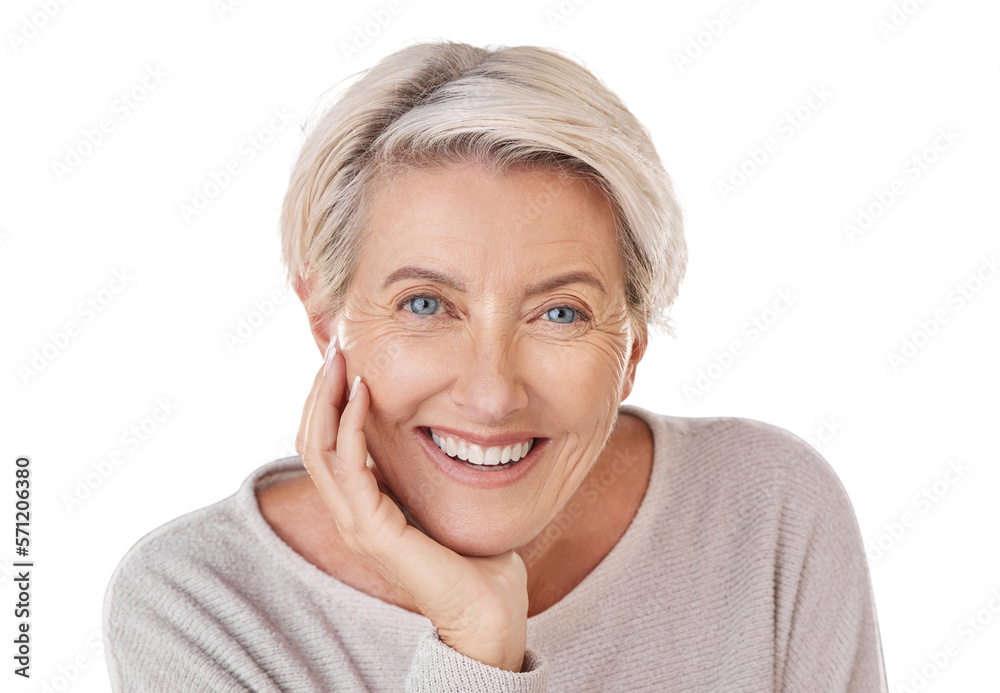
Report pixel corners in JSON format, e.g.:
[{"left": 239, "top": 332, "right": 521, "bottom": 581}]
[
  {"left": 323, "top": 335, "right": 338, "bottom": 376},
  {"left": 349, "top": 374, "right": 361, "bottom": 402}
]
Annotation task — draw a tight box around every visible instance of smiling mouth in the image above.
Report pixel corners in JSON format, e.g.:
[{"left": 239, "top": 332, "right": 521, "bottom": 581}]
[{"left": 421, "top": 427, "right": 536, "bottom": 471}]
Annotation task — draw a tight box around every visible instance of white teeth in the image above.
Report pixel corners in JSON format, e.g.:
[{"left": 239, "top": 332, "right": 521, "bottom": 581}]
[
  {"left": 508, "top": 442, "right": 520, "bottom": 462},
  {"left": 430, "top": 429, "right": 534, "bottom": 467}
]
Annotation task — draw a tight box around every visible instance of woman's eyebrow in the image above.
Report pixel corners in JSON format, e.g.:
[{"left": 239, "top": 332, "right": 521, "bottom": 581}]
[
  {"left": 381, "top": 265, "right": 466, "bottom": 292},
  {"left": 380, "top": 265, "right": 607, "bottom": 296}
]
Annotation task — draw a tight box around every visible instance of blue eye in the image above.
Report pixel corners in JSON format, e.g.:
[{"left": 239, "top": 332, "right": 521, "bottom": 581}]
[
  {"left": 399, "top": 294, "right": 588, "bottom": 327},
  {"left": 546, "top": 306, "right": 577, "bottom": 323},
  {"left": 407, "top": 295, "right": 439, "bottom": 315}
]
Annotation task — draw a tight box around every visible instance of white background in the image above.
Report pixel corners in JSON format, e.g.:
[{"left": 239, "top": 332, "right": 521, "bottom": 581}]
[{"left": 2, "top": 0, "right": 998, "bottom": 691}]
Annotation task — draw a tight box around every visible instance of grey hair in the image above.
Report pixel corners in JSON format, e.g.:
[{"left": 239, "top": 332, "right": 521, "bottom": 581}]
[{"left": 279, "top": 40, "right": 686, "bottom": 337}]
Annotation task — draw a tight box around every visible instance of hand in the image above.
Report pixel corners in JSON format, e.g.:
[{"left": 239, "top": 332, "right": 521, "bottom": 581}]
[{"left": 295, "top": 339, "right": 529, "bottom": 673}]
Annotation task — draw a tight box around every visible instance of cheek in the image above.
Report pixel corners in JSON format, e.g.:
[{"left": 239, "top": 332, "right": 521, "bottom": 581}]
[
  {"left": 348, "top": 329, "right": 459, "bottom": 410},
  {"left": 345, "top": 315, "right": 630, "bottom": 415},
  {"left": 338, "top": 297, "right": 454, "bottom": 393},
  {"left": 525, "top": 337, "right": 630, "bottom": 397}
]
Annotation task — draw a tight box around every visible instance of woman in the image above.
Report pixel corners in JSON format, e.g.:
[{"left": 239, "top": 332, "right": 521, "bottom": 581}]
[{"left": 103, "top": 41, "right": 888, "bottom": 691}]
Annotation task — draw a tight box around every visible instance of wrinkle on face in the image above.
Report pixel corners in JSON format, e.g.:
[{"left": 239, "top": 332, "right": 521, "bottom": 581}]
[{"left": 329, "top": 161, "right": 643, "bottom": 555}]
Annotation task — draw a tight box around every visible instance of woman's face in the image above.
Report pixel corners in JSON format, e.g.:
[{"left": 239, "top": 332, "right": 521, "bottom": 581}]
[{"left": 331, "top": 161, "right": 645, "bottom": 556}]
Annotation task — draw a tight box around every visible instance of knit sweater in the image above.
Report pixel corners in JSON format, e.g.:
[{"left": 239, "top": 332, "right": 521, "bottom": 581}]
[{"left": 102, "top": 405, "right": 888, "bottom": 692}]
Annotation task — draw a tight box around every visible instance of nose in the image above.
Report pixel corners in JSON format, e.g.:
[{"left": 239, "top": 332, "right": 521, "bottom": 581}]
[{"left": 448, "top": 333, "right": 528, "bottom": 423}]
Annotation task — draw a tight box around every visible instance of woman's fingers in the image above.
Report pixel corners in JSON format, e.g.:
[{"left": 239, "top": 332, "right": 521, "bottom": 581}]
[
  {"left": 295, "top": 339, "right": 343, "bottom": 462},
  {"left": 332, "top": 376, "right": 382, "bottom": 522},
  {"left": 336, "top": 376, "right": 413, "bottom": 549},
  {"left": 298, "top": 343, "right": 355, "bottom": 530},
  {"left": 299, "top": 343, "right": 405, "bottom": 558}
]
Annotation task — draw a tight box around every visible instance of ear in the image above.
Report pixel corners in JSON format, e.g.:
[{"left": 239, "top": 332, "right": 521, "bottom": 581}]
[
  {"left": 619, "top": 321, "right": 648, "bottom": 403},
  {"left": 294, "top": 270, "right": 334, "bottom": 358}
]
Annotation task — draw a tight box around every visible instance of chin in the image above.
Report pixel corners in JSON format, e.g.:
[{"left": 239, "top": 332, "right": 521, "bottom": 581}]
[{"left": 418, "top": 512, "right": 520, "bottom": 557}]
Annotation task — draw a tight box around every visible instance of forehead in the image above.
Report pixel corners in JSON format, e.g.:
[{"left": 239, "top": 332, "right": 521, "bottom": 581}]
[{"left": 358, "top": 162, "right": 622, "bottom": 281}]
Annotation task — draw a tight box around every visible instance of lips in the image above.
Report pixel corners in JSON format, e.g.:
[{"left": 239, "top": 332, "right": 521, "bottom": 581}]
[
  {"left": 414, "top": 427, "right": 546, "bottom": 488},
  {"left": 427, "top": 427, "right": 535, "bottom": 467}
]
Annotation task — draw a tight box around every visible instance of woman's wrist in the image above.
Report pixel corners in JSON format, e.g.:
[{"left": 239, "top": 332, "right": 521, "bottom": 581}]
[{"left": 437, "top": 620, "right": 528, "bottom": 672}]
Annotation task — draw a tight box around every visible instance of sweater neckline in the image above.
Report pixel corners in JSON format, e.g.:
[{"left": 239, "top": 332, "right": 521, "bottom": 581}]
[{"left": 238, "top": 403, "right": 667, "bottom": 630}]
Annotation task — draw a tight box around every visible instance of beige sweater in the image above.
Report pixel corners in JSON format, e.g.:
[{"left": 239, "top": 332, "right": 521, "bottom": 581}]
[{"left": 102, "top": 405, "right": 888, "bottom": 691}]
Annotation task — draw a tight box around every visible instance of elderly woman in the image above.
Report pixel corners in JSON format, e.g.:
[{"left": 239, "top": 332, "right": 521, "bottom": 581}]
[{"left": 104, "top": 41, "right": 887, "bottom": 691}]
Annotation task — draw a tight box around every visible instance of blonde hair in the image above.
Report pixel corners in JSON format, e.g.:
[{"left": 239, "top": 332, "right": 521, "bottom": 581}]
[{"left": 279, "top": 40, "right": 686, "bottom": 336}]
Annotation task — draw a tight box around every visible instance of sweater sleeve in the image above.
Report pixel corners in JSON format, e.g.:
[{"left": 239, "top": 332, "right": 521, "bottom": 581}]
[
  {"left": 405, "top": 630, "right": 548, "bottom": 692},
  {"left": 768, "top": 435, "right": 889, "bottom": 693},
  {"left": 102, "top": 561, "right": 312, "bottom": 693},
  {"left": 101, "top": 510, "right": 336, "bottom": 693}
]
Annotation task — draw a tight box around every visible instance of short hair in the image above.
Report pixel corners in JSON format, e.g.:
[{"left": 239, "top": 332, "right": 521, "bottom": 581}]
[{"left": 279, "top": 40, "right": 686, "bottom": 336}]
